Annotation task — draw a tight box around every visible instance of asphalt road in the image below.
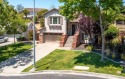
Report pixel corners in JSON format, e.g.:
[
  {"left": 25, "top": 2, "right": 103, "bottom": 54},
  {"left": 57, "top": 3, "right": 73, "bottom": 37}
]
[{"left": 0, "top": 74, "right": 106, "bottom": 79}]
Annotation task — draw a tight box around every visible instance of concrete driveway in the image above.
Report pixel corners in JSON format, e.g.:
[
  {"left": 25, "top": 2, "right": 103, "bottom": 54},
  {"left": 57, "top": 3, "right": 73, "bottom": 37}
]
[
  {"left": 0, "top": 37, "right": 16, "bottom": 47},
  {"left": 0, "top": 42, "right": 59, "bottom": 73}
]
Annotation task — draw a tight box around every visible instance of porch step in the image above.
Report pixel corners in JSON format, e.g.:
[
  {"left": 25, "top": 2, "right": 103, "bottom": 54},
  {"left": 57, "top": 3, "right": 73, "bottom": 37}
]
[{"left": 64, "top": 36, "right": 73, "bottom": 47}]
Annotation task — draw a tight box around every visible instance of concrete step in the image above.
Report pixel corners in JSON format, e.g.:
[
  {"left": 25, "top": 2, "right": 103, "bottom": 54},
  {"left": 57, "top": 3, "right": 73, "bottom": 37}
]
[{"left": 64, "top": 36, "right": 73, "bottom": 47}]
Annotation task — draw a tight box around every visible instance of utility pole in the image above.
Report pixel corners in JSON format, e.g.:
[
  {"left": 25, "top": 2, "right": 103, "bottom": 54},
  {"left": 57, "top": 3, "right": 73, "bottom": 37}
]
[{"left": 33, "top": 0, "right": 36, "bottom": 70}]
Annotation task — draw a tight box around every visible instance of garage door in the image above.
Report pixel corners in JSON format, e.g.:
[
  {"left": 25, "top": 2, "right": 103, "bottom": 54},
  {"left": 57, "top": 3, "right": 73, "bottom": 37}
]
[{"left": 44, "top": 33, "right": 62, "bottom": 42}]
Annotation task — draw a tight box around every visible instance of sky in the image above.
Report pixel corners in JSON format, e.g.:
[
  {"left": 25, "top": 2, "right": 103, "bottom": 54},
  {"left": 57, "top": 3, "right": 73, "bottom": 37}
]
[{"left": 8, "top": 0, "right": 63, "bottom": 9}]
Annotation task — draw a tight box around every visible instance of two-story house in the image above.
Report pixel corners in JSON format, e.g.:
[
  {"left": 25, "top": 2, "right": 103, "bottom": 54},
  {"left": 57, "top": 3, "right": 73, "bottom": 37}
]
[{"left": 38, "top": 8, "right": 91, "bottom": 48}]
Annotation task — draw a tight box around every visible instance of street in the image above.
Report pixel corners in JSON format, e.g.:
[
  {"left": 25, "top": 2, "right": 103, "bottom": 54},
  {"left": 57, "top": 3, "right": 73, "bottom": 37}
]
[{"left": 0, "top": 73, "right": 105, "bottom": 79}]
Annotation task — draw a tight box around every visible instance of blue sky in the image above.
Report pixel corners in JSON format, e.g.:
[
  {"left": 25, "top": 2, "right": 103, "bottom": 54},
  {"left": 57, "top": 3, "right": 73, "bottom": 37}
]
[{"left": 8, "top": 0, "right": 63, "bottom": 9}]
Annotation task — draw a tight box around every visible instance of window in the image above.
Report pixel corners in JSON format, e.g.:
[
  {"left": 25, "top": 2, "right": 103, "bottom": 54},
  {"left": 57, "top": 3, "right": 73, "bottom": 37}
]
[
  {"left": 116, "top": 20, "right": 125, "bottom": 25},
  {"left": 50, "top": 17, "right": 52, "bottom": 24},
  {"left": 53, "top": 17, "right": 58, "bottom": 24},
  {"left": 50, "top": 17, "right": 60, "bottom": 24}
]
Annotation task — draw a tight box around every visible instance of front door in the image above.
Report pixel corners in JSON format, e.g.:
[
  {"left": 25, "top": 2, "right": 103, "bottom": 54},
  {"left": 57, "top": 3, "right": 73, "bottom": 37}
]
[{"left": 72, "top": 25, "right": 76, "bottom": 35}]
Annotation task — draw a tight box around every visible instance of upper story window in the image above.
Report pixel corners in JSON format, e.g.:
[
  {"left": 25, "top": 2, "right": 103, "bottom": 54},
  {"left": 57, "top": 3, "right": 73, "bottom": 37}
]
[{"left": 50, "top": 17, "right": 60, "bottom": 24}]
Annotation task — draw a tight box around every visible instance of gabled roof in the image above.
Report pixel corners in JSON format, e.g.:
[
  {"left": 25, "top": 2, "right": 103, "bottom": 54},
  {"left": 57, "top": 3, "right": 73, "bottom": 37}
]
[{"left": 44, "top": 8, "right": 59, "bottom": 15}]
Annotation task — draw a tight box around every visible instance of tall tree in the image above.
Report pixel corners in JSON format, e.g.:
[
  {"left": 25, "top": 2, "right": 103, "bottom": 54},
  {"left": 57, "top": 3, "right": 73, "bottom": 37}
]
[
  {"left": 16, "top": 4, "right": 24, "bottom": 13},
  {"left": 23, "top": 8, "right": 29, "bottom": 19},
  {"left": 37, "top": 9, "right": 48, "bottom": 18},
  {"left": 0, "top": 0, "right": 12, "bottom": 34},
  {"left": 37, "top": 9, "right": 48, "bottom": 27},
  {"left": 59, "top": 0, "right": 123, "bottom": 61}
]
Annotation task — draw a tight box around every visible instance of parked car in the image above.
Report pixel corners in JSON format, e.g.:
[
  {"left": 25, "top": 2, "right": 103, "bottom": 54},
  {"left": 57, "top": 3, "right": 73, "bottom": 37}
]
[{"left": 0, "top": 36, "right": 8, "bottom": 43}]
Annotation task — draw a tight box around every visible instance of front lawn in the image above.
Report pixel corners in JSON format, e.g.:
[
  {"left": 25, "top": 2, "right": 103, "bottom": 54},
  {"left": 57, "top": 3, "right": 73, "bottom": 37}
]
[
  {"left": 0, "top": 42, "right": 32, "bottom": 62},
  {"left": 23, "top": 49, "right": 125, "bottom": 76}
]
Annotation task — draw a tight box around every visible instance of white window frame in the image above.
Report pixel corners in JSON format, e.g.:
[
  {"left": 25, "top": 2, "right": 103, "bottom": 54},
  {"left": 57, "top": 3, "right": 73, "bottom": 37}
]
[{"left": 50, "top": 17, "right": 60, "bottom": 25}]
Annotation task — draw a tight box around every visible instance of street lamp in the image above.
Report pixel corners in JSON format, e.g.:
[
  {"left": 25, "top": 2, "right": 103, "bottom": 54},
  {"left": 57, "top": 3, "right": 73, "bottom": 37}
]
[{"left": 33, "top": 0, "right": 36, "bottom": 70}]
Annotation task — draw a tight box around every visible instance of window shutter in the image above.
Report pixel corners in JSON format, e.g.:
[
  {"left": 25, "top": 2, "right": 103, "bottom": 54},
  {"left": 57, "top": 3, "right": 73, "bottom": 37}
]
[
  {"left": 47, "top": 17, "right": 50, "bottom": 25},
  {"left": 60, "top": 17, "right": 63, "bottom": 25}
]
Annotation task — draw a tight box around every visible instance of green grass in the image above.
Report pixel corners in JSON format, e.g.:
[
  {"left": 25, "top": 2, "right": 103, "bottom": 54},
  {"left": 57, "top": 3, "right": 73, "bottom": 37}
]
[
  {"left": 23, "top": 49, "right": 125, "bottom": 76},
  {"left": 0, "top": 42, "right": 32, "bottom": 62}
]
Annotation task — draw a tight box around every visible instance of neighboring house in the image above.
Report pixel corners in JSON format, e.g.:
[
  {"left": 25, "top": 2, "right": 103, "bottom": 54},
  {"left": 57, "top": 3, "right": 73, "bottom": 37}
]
[
  {"left": 23, "top": 22, "right": 41, "bottom": 40},
  {"left": 115, "top": 20, "right": 125, "bottom": 42},
  {"left": 24, "top": 8, "right": 45, "bottom": 19},
  {"left": 39, "top": 8, "right": 96, "bottom": 48}
]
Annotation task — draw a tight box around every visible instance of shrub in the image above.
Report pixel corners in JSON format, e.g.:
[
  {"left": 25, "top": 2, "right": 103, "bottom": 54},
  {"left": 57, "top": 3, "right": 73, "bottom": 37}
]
[
  {"left": 105, "top": 48, "right": 111, "bottom": 56},
  {"left": 86, "top": 45, "right": 93, "bottom": 51},
  {"left": 28, "top": 30, "right": 33, "bottom": 40},
  {"left": 105, "top": 25, "right": 119, "bottom": 41},
  {"left": 17, "top": 36, "right": 27, "bottom": 41},
  {"left": 112, "top": 53, "right": 116, "bottom": 59},
  {"left": 111, "top": 37, "right": 121, "bottom": 48},
  {"left": 121, "top": 54, "right": 125, "bottom": 60}
]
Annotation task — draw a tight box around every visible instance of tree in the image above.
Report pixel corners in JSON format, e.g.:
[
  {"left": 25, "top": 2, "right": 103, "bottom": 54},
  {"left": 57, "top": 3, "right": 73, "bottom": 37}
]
[
  {"left": 37, "top": 9, "right": 48, "bottom": 27},
  {"left": 59, "top": 0, "right": 123, "bottom": 61},
  {"left": 37, "top": 9, "right": 48, "bottom": 18},
  {"left": 16, "top": 4, "right": 24, "bottom": 13},
  {"left": 0, "top": 1, "right": 28, "bottom": 43},
  {"left": 78, "top": 14, "right": 95, "bottom": 40},
  {"left": 105, "top": 25, "right": 119, "bottom": 41},
  {"left": 23, "top": 8, "right": 29, "bottom": 19}
]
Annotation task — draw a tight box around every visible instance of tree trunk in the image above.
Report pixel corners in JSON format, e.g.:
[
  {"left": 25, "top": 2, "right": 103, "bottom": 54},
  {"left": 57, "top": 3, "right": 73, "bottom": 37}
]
[
  {"left": 101, "top": 29, "right": 105, "bottom": 61},
  {"left": 99, "top": 0, "right": 105, "bottom": 61},
  {"left": 14, "top": 33, "right": 15, "bottom": 44}
]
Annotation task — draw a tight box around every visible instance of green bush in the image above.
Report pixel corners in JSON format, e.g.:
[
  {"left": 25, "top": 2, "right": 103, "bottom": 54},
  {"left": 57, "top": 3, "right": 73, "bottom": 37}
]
[
  {"left": 111, "top": 37, "right": 121, "bottom": 46},
  {"left": 121, "top": 54, "right": 125, "bottom": 60},
  {"left": 112, "top": 53, "right": 116, "bottom": 59},
  {"left": 28, "top": 30, "right": 33, "bottom": 40},
  {"left": 86, "top": 45, "right": 93, "bottom": 51},
  {"left": 17, "top": 36, "right": 27, "bottom": 41},
  {"left": 105, "top": 25, "right": 119, "bottom": 41},
  {"left": 105, "top": 48, "right": 111, "bottom": 56},
  {"left": 35, "top": 16, "right": 38, "bottom": 22},
  {"left": 40, "top": 18, "right": 44, "bottom": 27}
]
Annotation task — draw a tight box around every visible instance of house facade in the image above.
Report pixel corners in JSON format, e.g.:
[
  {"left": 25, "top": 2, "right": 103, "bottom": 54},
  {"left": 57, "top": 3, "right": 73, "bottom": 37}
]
[
  {"left": 39, "top": 8, "right": 92, "bottom": 48},
  {"left": 39, "top": 8, "right": 67, "bottom": 43}
]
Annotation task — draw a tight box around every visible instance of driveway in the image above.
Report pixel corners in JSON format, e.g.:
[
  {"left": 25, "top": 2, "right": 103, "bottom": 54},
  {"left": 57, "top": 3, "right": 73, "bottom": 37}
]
[
  {"left": 0, "top": 42, "right": 59, "bottom": 73},
  {"left": 0, "top": 37, "right": 16, "bottom": 47}
]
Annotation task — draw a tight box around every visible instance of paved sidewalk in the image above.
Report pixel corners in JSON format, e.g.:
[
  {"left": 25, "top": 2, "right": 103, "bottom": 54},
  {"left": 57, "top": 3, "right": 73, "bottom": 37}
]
[{"left": 0, "top": 42, "right": 59, "bottom": 74}]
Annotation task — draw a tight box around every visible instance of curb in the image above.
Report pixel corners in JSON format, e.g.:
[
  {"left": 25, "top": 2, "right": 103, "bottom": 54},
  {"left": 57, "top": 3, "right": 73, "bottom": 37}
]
[{"left": 0, "top": 70, "right": 124, "bottom": 79}]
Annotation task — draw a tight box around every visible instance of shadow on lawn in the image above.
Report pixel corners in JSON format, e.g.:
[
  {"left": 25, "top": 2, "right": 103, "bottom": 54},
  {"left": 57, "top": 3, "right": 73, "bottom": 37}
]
[
  {"left": 0, "top": 43, "right": 25, "bottom": 53},
  {"left": 0, "top": 49, "right": 33, "bottom": 68},
  {"left": 74, "top": 52, "right": 121, "bottom": 68},
  {"left": 36, "top": 60, "right": 56, "bottom": 69}
]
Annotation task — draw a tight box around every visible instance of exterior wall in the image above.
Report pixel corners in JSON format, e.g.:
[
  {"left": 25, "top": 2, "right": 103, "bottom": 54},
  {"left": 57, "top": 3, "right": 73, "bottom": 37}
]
[
  {"left": 67, "top": 22, "right": 78, "bottom": 36},
  {"left": 44, "top": 10, "right": 67, "bottom": 34}
]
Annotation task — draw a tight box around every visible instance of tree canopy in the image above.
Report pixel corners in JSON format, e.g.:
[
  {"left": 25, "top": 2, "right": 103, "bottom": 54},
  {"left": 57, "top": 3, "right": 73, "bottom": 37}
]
[
  {"left": 59, "top": 0, "right": 123, "bottom": 61},
  {"left": 22, "top": 8, "right": 29, "bottom": 19},
  {"left": 37, "top": 9, "right": 48, "bottom": 27},
  {"left": 16, "top": 4, "right": 24, "bottom": 13}
]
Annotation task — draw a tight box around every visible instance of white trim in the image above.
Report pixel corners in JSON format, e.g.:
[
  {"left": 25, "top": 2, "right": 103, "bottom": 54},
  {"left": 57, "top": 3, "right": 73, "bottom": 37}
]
[{"left": 50, "top": 17, "right": 60, "bottom": 25}]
